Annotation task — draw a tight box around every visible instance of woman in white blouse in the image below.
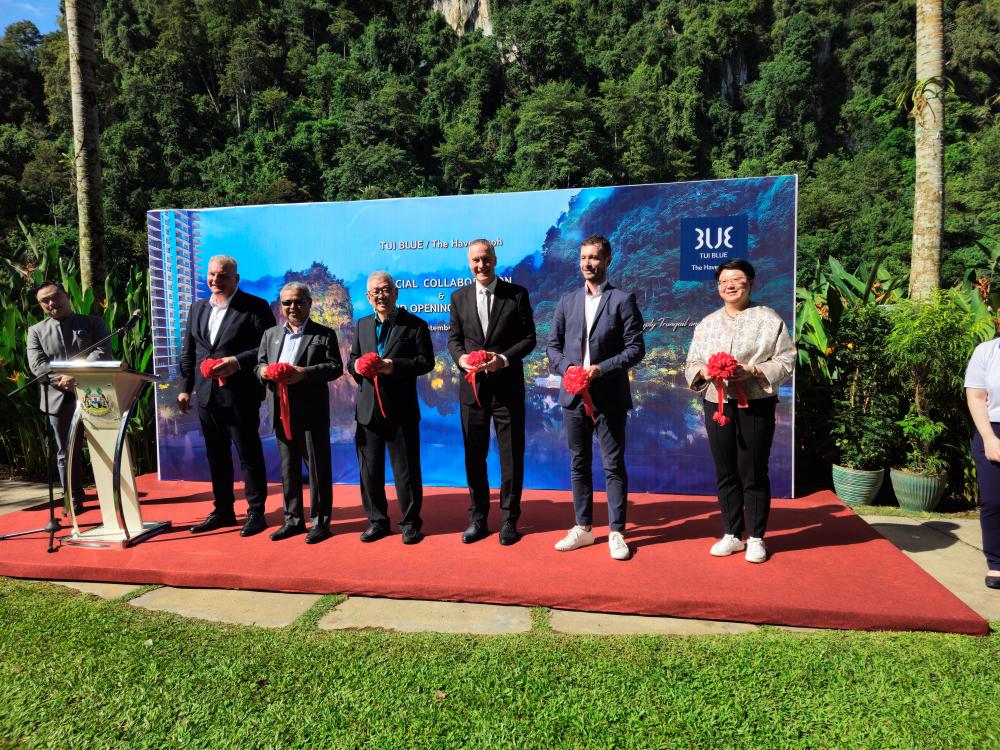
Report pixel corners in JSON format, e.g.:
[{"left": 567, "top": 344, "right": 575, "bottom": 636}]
[
  {"left": 684, "top": 259, "right": 796, "bottom": 563},
  {"left": 963, "top": 340, "right": 1000, "bottom": 589}
]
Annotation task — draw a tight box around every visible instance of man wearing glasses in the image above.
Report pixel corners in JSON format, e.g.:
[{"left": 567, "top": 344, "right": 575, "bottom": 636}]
[
  {"left": 347, "top": 271, "right": 434, "bottom": 544},
  {"left": 178, "top": 255, "right": 276, "bottom": 537},
  {"left": 256, "top": 282, "right": 343, "bottom": 544},
  {"left": 27, "top": 280, "right": 111, "bottom": 514}
]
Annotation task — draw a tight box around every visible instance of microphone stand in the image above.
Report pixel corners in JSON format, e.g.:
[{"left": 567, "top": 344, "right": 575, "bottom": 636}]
[{"left": 1, "top": 312, "right": 142, "bottom": 552}]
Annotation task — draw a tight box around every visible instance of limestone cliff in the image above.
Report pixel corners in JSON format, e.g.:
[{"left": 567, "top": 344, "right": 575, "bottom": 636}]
[{"left": 433, "top": 0, "right": 493, "bottom": 36}]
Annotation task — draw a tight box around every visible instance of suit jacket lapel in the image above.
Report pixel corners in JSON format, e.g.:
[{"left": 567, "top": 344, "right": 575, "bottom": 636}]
[
  {"left": 293, "top": 321, "right": 313, "bottom": 365},
  {"left": 382, "top": 310, "right": 404, "bottom": 357},
  {"left": 590, "top": 283, "right": 614, "bottom": 332},
  {"left": 468, "top": 285, "right": 486, "bottom": 341},
  {"left": 484, "top": 282, "right": 505, "bottom": 345},
  {"left": 213, "top": 293, "right": 241, "bottom": 350}
]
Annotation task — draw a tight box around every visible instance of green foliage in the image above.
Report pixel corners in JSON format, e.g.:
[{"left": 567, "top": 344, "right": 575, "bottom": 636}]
[
  {"left": 885, "top": 291, "right": 985, "bottom": 477},
  {"left": 829, "top": 304, "right": 900, "bottom": 470}
]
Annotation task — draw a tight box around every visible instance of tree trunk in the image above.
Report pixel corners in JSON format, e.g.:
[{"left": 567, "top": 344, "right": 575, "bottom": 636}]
[
  {"left": 908, "top": 0, "right": 944, "bottom": 300},
  {"left": 66, "top": 0, "right": 106, "bottom": 298}
]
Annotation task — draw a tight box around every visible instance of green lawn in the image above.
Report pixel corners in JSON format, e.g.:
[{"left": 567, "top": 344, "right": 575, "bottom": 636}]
[{"left": 0, "top": 578, "right": 997, "bottom": 749}]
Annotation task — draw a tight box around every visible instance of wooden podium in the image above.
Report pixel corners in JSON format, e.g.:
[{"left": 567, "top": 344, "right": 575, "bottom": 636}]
[{"left": 52, "top": 360, "right": 171, "bottom": 548}]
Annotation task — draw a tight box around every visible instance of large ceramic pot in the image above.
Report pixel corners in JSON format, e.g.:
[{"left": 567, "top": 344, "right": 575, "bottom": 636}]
[
  {"left": 831, "top": 464, "right": 884, "bottom": 507},
  {"left": 889, "top": 468, "right": 946, "bottom": 512}
]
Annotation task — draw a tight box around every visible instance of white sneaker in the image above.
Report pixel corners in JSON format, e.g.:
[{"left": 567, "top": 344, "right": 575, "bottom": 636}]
[
  {"left": 745, "top": 537, "right": 767, "bottom": 563},
  {"left": 554, "top": 526, "right": 595, "bottom": 551},
  {"left": 608, "top": 531, "right": 630, "bottom": 560},
  {"left": 710, "top": 534, "right": 746, "bottom": 557}
]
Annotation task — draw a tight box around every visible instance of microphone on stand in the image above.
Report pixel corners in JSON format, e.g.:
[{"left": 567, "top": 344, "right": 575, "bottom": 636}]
[{"left": 122, "top": 309, "right": 143, "bottom": 332}]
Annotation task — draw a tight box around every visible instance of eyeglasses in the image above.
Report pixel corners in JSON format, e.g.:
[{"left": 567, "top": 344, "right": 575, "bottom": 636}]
[
  {"left": 717, "top": 277, "right": 749, "bottom": 288},
  {"left": 280, "top": 298, "right": 308, "bottom": 307},
  {"left": 367, "top": 287, "right": 393, "bottom": 298}
]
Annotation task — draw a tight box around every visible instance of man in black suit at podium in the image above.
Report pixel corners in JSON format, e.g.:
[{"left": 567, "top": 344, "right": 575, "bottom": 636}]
[
  {"left": 178, "top": 254, "right": 276, "bottom": 537},
  {"left": 448, "top": 239, "right": 536, "bottom": 545},
  {"left": 348, "top": 271, "right": 434, "bottom": 545}
]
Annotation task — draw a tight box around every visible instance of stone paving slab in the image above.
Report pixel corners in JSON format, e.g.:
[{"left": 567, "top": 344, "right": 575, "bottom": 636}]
[
  {"left": 549, "top": 609, "right": 758, "bottom": 635},
  {"left": 925, "top": 518, "right": 983, "bottom": 552},
  {"left": 864, "top": 516, "right": 1000, "bottom": 621},
  {"left": 130, "top": 587, "right": 320, "bottom": 628},
  {"left": 319, "top": 596, "right": 532, "bottom": 634},
  {"left": 0, "top": 481, "right": 50, "bottom": 517},
  {"left": 46, "top": 580, "right": 143, "bottom": 599}
]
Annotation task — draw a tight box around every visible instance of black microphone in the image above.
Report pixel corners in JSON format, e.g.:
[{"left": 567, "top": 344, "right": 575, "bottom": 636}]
[{"left": 122, "top": 309, "right": 143, "bottom": 331}]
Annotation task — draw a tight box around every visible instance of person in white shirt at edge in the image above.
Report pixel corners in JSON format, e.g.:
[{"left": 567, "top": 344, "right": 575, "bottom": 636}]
[
  {"left": 684, "top": 259, "right": 796, "bottom": 563},
  {"left": 546, "top": 235, "right": 646, "bottom": 560},
  {"left": 963, "top": 339, "right": 1000, "bottom": 590}
]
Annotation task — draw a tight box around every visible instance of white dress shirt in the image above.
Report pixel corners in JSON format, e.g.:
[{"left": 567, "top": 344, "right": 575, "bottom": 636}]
[
  {"left": 583, "top": 280, "right": 608, "bottom": 368},
  {"left": 277, "top": 322, "right": 306, "bottom": 365},
  {"left": 476, "top": 277, "right": 497, "bottom": 336},
  {"left": 207, "top": 288, "right": 237, "bottom": 345}
]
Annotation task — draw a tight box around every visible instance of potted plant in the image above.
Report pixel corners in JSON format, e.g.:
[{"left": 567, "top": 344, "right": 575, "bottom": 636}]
[
  {"left": 829, "top": 305, "right": 899, "bottom": 506},
  {"left": 885, "top": 292, "right": 978, "bottom": 512}
]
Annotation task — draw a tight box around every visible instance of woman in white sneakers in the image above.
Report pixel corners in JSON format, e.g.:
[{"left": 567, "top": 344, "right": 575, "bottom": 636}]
[{"left": 684, "top": 259, "right": 795, "bottom": 563}]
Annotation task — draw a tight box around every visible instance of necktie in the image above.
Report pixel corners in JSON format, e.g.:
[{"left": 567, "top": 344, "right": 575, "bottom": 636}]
[{"left": 479, "top": 288, "right": 491, "bottom": 337}]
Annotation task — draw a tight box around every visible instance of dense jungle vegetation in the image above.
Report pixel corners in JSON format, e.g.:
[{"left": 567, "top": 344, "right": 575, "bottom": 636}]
[{"left": 1, "top": 0, "right": 998, "bottom": 286}]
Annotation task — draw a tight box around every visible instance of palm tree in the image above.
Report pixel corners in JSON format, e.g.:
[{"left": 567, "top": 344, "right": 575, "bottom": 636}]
[
  {"left": 66, "top": 0, "right": 106, "bottom": 298},
  {"left": 907, "top": 0, "right": 945, "bottom": 300}
]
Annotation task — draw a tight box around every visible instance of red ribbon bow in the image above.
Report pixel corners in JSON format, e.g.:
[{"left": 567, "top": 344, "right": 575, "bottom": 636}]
[
  {"left": 464, "top": 350, "right": 491, "bottom": 407},
  {"left": 705, "top": 352, "right": 749, "bottom": 427},
  {"left": 563, "top": 365, "right": 595, "bottom": 422},
  {"left": 264, "top": 362, "right": 296, "bottom": 440},
  {"left": 199, "top": 358, "right": 227, "bottom": 387},
  {"left": 355, "top": 352, "right": 386, "bottom": 419}
]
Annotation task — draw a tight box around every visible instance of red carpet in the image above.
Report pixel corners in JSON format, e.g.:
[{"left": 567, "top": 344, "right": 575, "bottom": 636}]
[{"left": 0, "top": 475, "right": 988, "bottom": 635}]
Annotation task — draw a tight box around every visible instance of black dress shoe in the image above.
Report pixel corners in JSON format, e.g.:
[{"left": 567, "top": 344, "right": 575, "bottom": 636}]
[
  {"left": 270, "top": 523, "right": 307, "bottom": 541},
  {"left": 499, "top": 522, "right": 521, "bottom": 546},
  {"left": 305, "top": 525, "right": 331, "bottom": 544},
  {"left": 462, "top": 522, "right": 490, "bottom": 544},
  {"left": 402, "top": 527, "right": 424, "bottom": 545},
  {"left": 986, "top": 575, "right": 1000, "bottom": 590},
  {"left": 239, "top": 513, "right": 267, "bottom": 537},
  {"left": 190, "top": 512, "right": 239, "bottom": 534},
  {"left": 360, "top": 523, "right": 390, "bottom": 543}
]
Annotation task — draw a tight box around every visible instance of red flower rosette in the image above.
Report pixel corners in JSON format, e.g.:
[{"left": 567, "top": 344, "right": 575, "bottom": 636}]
[
  {"left": 264, "top": 362, "right": 296, "bottom": 440},
  {"left": 563, "top": 365, "right": 595, "bottom": 422},
  {"left": 464, "top": 349, "right": 491, "bottom": 407},
  {"left": 199, "top": 358, "right": 227, "bottom": 387},
  {"left": 705, "top": 352, "right": 749, "bottom": 427},
  {"left": 355, "top": 352, "right": 386, "bottom": 419}
]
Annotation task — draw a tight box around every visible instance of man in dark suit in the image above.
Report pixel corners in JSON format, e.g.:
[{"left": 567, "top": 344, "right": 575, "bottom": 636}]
[
  {"left": 348, "top": 271, "right": 434, "bottom": 545},
  {"left": 26, "top": 280, "right": 111, "bottom": 513},
  {"left": 178, "top": 254, "right": 276, "bottom": 536},
  {"left": 257, "top": 281, "right": 343, "bottom": 544},
  {"left": 448, "top": 239, "right": 536, "bottom": 545},
  {"left": 546, "top": 235, "right": 645, "bottom": 561}
]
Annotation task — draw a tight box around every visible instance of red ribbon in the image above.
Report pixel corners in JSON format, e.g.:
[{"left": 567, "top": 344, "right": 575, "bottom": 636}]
[
  {"left": 705, "top": 352, "right": 749, "bottom": 427},
  {"left": 563, "top": 365, "right": 595, "bottom": 423},
  {"left": 464, "top": 350, "right": 491, "bottom": 407},
  {"left": 263, "top": 362, "right": 296, "bottom": 440},
  {"left": 199, "top": 358, "right": 227, "bottom": 387},
  {"left": 355, "top": 352, "right": 386, "bottom": 419}
]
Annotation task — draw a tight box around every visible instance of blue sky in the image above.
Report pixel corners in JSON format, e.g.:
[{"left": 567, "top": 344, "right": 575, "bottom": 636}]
[
  {"left": 190, "top": 188, "right": 603, "bottom": 287},
  {"left": 0, "top": 0, "right": 61, "bottom": 35}
]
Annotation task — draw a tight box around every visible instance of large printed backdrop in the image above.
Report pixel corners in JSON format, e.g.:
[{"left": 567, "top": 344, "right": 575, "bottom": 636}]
[{"left": 148, "top": 176, "right": 797, "bottom": 496}]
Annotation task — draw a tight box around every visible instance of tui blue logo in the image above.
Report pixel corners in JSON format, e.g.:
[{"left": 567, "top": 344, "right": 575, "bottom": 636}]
[{"left": 679, "top": 215, "right": 749, "bottom": 280}]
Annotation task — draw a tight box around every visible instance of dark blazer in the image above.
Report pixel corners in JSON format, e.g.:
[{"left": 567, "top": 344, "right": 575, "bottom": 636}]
[
  {"left": 179, "top": 289, "right": 276, "bottom": 409},
  {"left": 26, "top": 313, "right": 111, "bottom": 414},
  {"left": 256, "top": 319, "right": 344, "bottom": 432},
  {"left": 546, "top": 283, "right": 646, "bottom": 412},
  {"left": 347, "top": 307, "right": 434, "bottom": 425},
  {"left": 447, "top": 279, "right": 536, "bottom": 406}
]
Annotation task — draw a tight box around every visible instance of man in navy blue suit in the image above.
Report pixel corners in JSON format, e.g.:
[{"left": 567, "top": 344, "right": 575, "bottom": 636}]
[{"left": 546, "top": 235, "right": 645, "bottom": 560}]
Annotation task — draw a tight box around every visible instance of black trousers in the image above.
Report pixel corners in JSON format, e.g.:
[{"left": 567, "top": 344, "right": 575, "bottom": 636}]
[
  {"left": 970, "top": 426, "right": 1000, "bottom": 570},
  {"left": 563, "top": 403, "right": 628, "bottom": 532},
  {"left": 461, "top": 393, "right": 525, "bottom": 525},
  {"left": 198, "top": 401, "right": 268, "bottom": 517},
  {"left": 276, "top": 414, "right": 332, "bottom": 528},
  {"left": 704, "top": 397, "right": 777, "bottom": 540},
  {"left": 355, "top": 416, "right": 423, "bottom": 531}
]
